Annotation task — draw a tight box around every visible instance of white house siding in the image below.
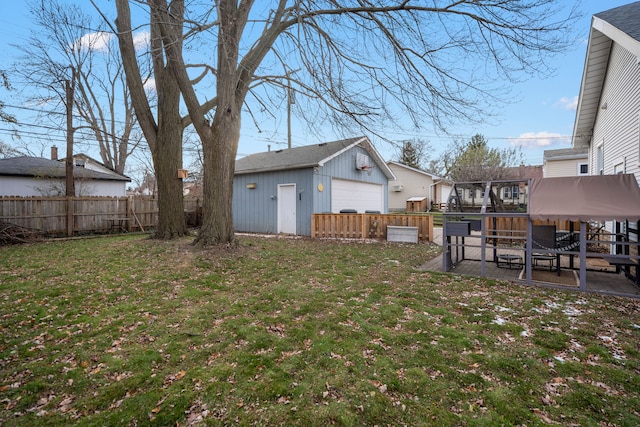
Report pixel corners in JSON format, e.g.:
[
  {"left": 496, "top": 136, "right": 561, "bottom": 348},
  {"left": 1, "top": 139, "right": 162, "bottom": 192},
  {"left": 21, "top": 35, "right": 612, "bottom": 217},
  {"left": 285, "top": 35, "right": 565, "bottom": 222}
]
[
  {"left": 587, "top": 43, "right": 640, "bottom": 248},
  {"left": 387, "top": 164, "right": 434, "bottom": 212},
  {"left": 590, "top": 43, "right": 640, "bottom": 183},
  {"left": 0, "top": 176, "right": 126, "bottom": 197},
  {"left": 544, "top": 158, "right": 587, "bottom": 178}
]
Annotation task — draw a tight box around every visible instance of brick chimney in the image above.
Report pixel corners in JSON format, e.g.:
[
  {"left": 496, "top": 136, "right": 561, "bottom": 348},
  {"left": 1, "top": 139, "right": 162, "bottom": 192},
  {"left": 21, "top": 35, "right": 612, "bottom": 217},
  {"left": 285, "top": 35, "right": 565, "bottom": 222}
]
[{"left": 51, "top": 146, "right": 58, "bottom": 160}]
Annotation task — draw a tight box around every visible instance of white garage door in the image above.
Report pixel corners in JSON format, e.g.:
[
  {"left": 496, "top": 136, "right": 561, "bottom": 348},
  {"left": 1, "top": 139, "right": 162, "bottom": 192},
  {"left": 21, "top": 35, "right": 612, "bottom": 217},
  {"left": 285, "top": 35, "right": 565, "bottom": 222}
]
[{"left": 332, "top": 178, "right": 384, "bottom": 213}]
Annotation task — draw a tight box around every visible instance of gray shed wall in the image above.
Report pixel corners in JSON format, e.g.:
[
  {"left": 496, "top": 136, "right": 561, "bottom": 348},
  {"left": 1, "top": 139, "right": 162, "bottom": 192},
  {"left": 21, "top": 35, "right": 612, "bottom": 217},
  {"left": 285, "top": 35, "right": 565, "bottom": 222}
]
[{"left": 233, "top": 168, "right": 314, "bottom": 235}]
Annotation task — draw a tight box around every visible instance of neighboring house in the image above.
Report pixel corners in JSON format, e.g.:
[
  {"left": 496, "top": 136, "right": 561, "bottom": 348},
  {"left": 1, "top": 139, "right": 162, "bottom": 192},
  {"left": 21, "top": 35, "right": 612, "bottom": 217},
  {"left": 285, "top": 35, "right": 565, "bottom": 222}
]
[
  {"left": 0, "top": 156, "right": 131, "bottom": 197},
  {"left": 233, "top": 136, "right": 395, "bottom": 236},
  {"left": 386, "top": 161, "right": 451, "bottom": 211},
  {"left": 507, "top": 165, "right": 543, "bottom": 181},
  {"left": 543, "top": 148, "right": 589, "bottom": 177},
  {"left": 502, "top": 165, "right": 543, "bottom": 205},
  {"left": 572, "top": 2, "right": 640, "bottom": 182}
]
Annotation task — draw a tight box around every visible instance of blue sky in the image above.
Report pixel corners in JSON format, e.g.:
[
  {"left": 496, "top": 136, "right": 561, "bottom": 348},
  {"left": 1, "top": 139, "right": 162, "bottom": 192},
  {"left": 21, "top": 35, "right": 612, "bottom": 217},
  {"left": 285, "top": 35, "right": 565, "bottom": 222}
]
[{"left": 0, "top": 1, "right": 634, "bottom": 171}]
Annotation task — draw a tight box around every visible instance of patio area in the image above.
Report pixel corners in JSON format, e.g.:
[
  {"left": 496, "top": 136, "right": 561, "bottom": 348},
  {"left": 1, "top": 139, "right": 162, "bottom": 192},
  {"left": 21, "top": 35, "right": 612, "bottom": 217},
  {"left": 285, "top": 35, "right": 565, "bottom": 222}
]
[{"left": 420, "top": 227, "right": 640, "bottom": 298}]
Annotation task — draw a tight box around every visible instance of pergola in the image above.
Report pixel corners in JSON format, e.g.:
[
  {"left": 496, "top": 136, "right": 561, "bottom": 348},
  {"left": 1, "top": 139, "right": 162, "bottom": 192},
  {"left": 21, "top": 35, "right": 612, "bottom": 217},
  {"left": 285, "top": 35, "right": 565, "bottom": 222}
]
[{"left": 442, "top": 174, "right": 640, "bottom": 296}]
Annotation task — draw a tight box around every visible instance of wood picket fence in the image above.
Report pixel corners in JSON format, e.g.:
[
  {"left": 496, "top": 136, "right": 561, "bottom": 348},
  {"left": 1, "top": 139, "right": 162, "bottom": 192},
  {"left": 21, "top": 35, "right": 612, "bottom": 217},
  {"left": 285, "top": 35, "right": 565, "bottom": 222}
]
[
  {"left": 0, "top": 196, "right": 201, "bottom": 236},
  {"left": 311, "top": 213, "right": 434, "bottom": 242}
]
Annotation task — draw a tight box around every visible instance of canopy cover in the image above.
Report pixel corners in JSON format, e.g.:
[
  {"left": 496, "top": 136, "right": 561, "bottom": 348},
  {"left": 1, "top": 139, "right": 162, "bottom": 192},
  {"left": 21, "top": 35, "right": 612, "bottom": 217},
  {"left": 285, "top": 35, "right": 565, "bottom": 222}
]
[{"left": 529, "top": 174, "right": 640, "bottom": 221}]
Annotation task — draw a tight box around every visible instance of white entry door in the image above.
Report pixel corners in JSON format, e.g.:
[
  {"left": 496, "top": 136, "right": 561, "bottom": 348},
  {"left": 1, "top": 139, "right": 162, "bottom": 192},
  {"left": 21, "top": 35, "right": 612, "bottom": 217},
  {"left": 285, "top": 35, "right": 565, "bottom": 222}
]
[{"left": 277, "top": 184, "right": 297, "bottom": 234}]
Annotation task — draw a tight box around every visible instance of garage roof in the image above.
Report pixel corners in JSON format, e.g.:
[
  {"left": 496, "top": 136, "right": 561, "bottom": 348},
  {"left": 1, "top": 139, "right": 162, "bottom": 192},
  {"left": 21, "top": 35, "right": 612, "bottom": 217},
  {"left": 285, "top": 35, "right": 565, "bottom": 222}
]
[
  {"left": 235, "top": 136, "right": 395, "bottom": 180},
  {"left": 529, "top": 174, "right": 640, "bottom": 221}
]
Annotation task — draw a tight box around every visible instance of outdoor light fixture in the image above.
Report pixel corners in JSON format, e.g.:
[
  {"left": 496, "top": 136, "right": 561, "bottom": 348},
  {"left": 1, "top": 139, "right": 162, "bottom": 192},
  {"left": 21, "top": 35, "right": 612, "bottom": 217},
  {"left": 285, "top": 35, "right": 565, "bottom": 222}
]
[{"left": 246, "top": 183, "right": 257, "bottom": 189}]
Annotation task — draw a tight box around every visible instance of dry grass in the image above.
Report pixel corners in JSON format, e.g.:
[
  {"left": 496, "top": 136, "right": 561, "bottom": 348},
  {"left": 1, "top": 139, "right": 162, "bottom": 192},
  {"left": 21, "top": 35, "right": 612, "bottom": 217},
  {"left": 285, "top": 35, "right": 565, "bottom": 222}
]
[{"left": 1, "top": 235, "right": 639, "bottom": 426}]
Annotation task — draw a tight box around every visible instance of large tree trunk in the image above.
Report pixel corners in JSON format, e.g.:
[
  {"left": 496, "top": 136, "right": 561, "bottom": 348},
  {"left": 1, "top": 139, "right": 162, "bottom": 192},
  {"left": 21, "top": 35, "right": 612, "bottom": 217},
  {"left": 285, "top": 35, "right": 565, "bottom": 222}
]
[
  {"left": 115, "top": 0, "right": 187, "bottom": 240},
  {"left": 152, "top": 67, "right": 187, "bottom": 239},
  {"left": 194, "top": 113, "right": 239, "bottom": 246},
  {"left": 152, "top": 123, "right": 186, "bottom": 239},
  {"left": 190, "top": 0, "right": 243, "bottom": 246}
]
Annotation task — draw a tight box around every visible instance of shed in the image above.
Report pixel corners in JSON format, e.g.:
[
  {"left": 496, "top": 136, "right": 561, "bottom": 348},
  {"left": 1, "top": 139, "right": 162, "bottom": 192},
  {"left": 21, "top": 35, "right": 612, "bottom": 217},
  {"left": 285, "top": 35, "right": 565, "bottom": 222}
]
[
  {"left": 406, "top": 196, "right": 428, "bottom": 212},
  {"left": 233, "top": 136, "right": 395, "bottom": 236}
]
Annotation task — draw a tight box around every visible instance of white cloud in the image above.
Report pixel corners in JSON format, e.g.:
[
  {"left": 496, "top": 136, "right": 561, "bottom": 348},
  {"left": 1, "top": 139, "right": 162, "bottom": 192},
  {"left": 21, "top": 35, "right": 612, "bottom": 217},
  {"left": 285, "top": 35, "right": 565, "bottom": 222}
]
[
  {"left": 143, "top": 78, "right": 156, "bottom": 93},
  {"left": 555, "top": 96, "right": 578, "bottom": 111},
  {"left": 508, "top": 132, "right": 571, "bottom": 148},
  {"left": 133, "top": 31, "right": 150, "bottom": 50},
  {"left": 71, "top": 31, "right": 113, "bottom": 52}
]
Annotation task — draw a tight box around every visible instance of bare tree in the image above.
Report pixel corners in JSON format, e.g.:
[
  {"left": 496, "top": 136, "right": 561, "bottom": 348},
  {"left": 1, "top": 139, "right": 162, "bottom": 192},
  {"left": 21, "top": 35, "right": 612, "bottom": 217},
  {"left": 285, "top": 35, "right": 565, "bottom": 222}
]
[
  {"left": 113, "top": 0, "right": 577, "bottom": 245},
  {"left": 0, "top": 70, "right": 16, "bottom": 126},
  {"left": 113, "top": 0, "right": 188, "bottom": 238},
  {"left": 0, "top": 70, "right": 21, "bottom": 157},
  {"left": 13, "top": 0, "right": 142, "bottom": 175}
]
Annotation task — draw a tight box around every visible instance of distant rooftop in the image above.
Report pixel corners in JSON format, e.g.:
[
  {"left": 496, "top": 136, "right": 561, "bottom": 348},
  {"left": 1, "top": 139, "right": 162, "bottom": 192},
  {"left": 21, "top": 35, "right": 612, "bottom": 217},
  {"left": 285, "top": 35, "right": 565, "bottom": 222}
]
[{"left": 0, "top": 156, "right": 130, "bottom": 181}]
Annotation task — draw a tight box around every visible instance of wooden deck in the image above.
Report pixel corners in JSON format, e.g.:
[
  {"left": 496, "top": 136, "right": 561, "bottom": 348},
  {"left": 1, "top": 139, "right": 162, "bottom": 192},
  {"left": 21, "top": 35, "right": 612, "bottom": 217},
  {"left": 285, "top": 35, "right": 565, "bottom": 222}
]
[{"left": 420, "top": 228, "right": 640, "bottom": 298}]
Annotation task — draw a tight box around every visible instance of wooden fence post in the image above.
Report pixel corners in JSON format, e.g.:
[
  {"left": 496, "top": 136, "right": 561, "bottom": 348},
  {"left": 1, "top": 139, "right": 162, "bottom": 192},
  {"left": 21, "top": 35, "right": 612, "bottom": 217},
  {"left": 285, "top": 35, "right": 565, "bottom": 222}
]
[
  {"left": 66, "top": 197, "right": 74, "bottom": 237},
  {"left": 125, "top": 197, "right": 131, "bottom": 232}
]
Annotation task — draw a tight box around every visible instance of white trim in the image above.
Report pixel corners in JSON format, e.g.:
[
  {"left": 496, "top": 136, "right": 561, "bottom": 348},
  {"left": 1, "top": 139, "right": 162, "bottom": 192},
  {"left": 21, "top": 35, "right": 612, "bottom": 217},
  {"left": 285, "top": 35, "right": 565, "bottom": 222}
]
[
  {"left": 593, "top": 16, "right": 640, "bottom": 60},
  {"left": 577, "top": 162, "right": 589, "bottom": 176},
  {"left": 596, "top": 139, "right": 604, "bottom": 175}
]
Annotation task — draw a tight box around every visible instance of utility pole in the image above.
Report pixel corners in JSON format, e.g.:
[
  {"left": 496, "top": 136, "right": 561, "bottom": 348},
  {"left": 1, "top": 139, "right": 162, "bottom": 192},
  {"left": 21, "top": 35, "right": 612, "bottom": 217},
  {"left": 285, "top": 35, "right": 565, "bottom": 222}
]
[
  {"left": 65, "top": 70, "right": 75, "bottom": 197},
  {"left": 286, "top": 70, "right": 292, "bottom": 149}
]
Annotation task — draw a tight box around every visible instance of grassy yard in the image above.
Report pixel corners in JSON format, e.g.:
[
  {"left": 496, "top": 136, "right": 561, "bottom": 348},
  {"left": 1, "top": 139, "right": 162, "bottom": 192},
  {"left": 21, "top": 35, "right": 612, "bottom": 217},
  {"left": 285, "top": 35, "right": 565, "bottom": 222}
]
[{"left": 1, "top": 235, "right": 639, "bottom": 426}]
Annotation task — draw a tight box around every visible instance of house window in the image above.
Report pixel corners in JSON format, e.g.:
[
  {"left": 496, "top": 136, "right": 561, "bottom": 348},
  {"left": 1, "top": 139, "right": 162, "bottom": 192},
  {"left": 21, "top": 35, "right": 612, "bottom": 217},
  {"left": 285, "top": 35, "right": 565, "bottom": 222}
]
[
  {"left": 614, "top": 162, "right": 624, "bottom": 174},
  {"left": 512, "top": 186, "right": 519, "bottom": 199},
  {"left": 577, "top": 163, "right": 588, "bottom": 175},
  {"left": 503, "top": 187, "right": 511, "bottom": 199},
  {"left": 596, "top": 142, "right": 604, "bottom": 175}
]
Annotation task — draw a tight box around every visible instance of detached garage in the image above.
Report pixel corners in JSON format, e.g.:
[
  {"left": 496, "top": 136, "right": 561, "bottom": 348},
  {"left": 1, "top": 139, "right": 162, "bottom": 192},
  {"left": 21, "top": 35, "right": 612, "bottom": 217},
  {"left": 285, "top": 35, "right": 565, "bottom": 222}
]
[{"left": 233, "top": 136, "right": 395, "bottom": 236}]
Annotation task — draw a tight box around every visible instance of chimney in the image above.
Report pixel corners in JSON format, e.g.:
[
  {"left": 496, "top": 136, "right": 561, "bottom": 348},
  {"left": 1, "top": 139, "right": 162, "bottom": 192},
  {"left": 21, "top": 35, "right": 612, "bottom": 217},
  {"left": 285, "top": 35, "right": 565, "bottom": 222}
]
[{"left": 51, "top": 146, "right": 58, "bottom": 160}]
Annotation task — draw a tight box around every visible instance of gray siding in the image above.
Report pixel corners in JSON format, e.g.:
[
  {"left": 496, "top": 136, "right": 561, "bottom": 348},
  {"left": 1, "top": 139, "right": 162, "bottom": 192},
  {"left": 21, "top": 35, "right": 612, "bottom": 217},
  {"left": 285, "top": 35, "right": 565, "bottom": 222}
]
[
  {"left": 233, "top": 145, "right": 390, "bottom": 236},
  {"left": 233, "top": 169, "right": 314, "bottom": 235}
]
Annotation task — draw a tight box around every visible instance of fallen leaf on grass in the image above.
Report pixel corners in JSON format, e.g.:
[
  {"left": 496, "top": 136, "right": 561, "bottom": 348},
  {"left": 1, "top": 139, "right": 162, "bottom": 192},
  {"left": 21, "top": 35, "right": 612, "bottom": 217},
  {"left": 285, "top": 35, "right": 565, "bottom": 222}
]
[
  {"left": 532, "top": 408, "right": 559, "bottom": 424},
  {"left": 58, "top": 395, "right": 74, "bottom": 412},
  {"left": 163, "top": 370, "right": 187, "bottom": 387}
]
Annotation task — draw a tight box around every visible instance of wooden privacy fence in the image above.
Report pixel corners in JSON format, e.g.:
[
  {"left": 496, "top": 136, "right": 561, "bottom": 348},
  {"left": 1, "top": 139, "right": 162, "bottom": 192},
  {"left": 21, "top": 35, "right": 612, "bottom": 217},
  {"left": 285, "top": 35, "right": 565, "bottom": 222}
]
[
  {"left": 0, "top": 196, "right": 201, "bottom": 236},
  {"left": 311, "top": 213, "right": 434, "bottom": 242},
  {"left": 484, "top": 217, "right": 581, "bottom": 235}
]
